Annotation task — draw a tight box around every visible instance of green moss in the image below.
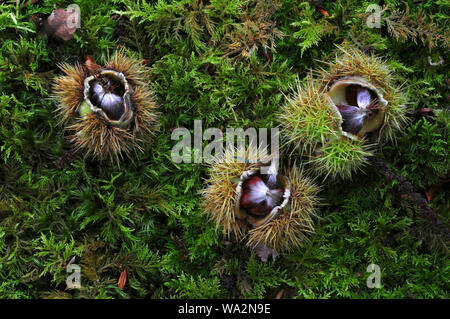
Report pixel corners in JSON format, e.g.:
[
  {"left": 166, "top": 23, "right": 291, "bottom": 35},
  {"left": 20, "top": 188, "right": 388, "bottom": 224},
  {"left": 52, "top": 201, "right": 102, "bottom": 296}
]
[{"left": 0, "top": 0, "right": 448, "bottom": 299}]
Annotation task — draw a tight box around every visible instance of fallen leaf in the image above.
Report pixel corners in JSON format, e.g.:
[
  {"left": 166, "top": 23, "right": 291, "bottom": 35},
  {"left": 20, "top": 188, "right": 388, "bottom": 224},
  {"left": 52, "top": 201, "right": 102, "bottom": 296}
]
[
  {"left": 118, "top": 269, "right": 127, "bottom": 290},
  {"left": 43, "top": 7, "right": 79, "bottom": 41},
  {"left": 275, "top": 289, "right": 284, "bottom": 299},
  {"left": 318, "top": 8, "right": 330, "bottom": 17}
]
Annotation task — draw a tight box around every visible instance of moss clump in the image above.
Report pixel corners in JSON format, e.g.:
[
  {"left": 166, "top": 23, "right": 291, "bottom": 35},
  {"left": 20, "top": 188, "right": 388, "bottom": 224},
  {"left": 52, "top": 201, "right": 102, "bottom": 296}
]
[{"left": 0, "top": 0, "right": 448, "bottom": 299}]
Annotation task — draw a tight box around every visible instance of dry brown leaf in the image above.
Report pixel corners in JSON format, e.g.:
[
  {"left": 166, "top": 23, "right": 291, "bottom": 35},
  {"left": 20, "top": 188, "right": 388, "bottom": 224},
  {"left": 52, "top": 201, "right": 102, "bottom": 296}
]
[
  {"left": 118, "top": 269, "right": 127, "bottom": 290},
  {"left": 275, "top": 289, "right": 284, "bottom": 299},
  {"left": 43, "top": 7, "right": 79, "bottom": 41}
]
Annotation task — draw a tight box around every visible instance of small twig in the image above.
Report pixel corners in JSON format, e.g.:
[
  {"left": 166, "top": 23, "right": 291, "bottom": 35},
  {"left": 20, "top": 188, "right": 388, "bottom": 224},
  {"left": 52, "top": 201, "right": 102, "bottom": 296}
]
[
  {"left": 406, "top": 108, "right": 435, "bottom": 117},
  {"left": 368, "top": 156, "right": 449, "bottom": 239}
]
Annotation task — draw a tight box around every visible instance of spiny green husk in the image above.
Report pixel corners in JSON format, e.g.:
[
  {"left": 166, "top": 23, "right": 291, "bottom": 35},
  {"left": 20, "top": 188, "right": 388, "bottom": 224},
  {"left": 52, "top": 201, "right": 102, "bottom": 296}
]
[
  {"left": 279, "top": 45, "right": 408, "bottom": 180},
  {"left": 318, "top": 45, "right": 409, "bottom": 143},
  {"left": 310, "top": 136, "right": 373, "bottom": 180},
  {"left": 279, "top": 76, "right": 340, "bottom": 154}
]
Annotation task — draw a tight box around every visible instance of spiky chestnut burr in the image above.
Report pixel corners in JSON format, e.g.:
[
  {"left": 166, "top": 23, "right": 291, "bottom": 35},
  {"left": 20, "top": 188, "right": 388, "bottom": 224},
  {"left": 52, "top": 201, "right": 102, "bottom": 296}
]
[
  {"left": 319, "top": 45, "right": 409, "bottom": 143},
  {"left": 279, "top": 76, "right": 372, "bottom": 179},
  {"left": 53, "top": 50, "right": 158, "bottom": 162},
  {"left": 201, "top": 147, "right": 319, "bottom": 253},
  {"left": 279, "top": 45, "right": 408, "bottom": 179}
]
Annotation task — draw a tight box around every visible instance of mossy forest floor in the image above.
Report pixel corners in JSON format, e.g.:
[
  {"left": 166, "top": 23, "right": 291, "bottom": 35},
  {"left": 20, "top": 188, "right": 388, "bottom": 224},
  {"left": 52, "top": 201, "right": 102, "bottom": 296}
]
[{"left": 0, "top": 0, "right": 449, "bottom": 298}]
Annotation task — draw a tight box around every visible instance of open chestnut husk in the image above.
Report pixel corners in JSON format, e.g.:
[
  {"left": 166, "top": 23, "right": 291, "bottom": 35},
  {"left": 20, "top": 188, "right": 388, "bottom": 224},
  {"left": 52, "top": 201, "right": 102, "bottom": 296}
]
[
  {"left": 201, "top": 148, "right": 319, "bottom": 253},
  {"left": 279, "top": 45, "right": 408, "bottom": 180},
  {"left": 53, "top": 50, "right": 159, "bottom": 161}
]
